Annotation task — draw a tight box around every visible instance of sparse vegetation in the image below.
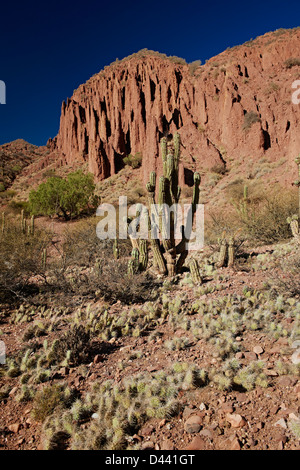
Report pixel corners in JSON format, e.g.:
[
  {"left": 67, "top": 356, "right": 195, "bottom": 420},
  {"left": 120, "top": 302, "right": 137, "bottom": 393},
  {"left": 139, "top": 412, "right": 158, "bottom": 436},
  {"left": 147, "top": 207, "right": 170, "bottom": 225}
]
[
  {"left": 284, "top": 57, "right": 300, "bottom": 68},
  {"left": 242, "top": 111, "right": 261, "bottom": 131}
]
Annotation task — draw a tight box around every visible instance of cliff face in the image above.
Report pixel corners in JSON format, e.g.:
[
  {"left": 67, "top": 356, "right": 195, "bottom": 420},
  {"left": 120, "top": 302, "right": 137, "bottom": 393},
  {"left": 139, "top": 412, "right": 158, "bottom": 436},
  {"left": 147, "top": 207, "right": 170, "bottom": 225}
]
[{"left": 56, "top": 28, "right": 300, "bottom": 186}]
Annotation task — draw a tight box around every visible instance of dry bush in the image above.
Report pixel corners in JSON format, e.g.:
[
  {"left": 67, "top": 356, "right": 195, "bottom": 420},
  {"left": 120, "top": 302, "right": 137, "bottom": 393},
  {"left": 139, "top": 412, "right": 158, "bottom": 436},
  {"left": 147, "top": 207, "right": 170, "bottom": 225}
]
[
  {"left": 54, "top": 325, "right": 92, "bottom": 366},
  {"left": 47, "top": 219, "right": 156, "bottom": 305},
  {"left": 225, "top": 182, "right": 297, "bottom": 245},
  {"left": 94, "top": 257, "right": 157, "bottom": 304},
  {"left": 240, "top": 189, "right": 298, "bottom": 244},
  {"left": 272, "top": 249, "right": 300, "bottom": 297},
  {"left": 205, "top": 207, "right": 242, "bottom": 244},
  {"left": 32, "top": 384, "right": 75, "bottom": 423},
  {"left": 0, "top": 219, "right": 51, "bottom": 302}
]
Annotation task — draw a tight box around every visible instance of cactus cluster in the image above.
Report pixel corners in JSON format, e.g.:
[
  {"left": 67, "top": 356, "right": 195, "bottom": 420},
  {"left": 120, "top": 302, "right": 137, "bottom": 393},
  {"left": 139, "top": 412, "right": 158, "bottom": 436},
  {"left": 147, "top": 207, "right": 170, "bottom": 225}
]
[
  {"left": 19, "top": 210, "right": 35, "bottom": 236},
  {"left": 41, "top": 362, "right": 207, "bottom": 450}
]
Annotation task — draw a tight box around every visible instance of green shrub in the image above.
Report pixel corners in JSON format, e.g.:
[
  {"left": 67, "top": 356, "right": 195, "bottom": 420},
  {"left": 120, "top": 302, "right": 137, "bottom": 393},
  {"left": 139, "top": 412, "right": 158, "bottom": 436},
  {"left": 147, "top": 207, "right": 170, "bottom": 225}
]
[{"left": 29, "top": 170, "right": 99, "bottom": 220}]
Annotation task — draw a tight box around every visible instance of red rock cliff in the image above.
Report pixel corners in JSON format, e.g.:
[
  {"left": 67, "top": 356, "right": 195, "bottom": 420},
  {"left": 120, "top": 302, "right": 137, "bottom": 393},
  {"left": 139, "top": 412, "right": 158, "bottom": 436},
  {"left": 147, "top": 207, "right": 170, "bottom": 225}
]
[{"left": 56, "top": 28, "right": 300, "bottom": 186}]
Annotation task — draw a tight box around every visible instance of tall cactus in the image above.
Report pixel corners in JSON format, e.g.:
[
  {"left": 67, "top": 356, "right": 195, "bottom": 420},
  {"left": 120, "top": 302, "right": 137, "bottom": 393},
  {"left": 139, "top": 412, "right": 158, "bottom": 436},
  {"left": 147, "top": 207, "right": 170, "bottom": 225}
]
[
  {"left": 189, "top": 258, "right": 202, "bottom": 284},
  {"left": 146, "top": 133, "right": 201, "bottom": 277},
  {"left": 30, "top": 215, "right": 35, "bottom": 236},
  {"left": 113, "top": 238, "right": 120, "bottom": 260},
  {"left": 1, "top": 212, "right": 5, "bottom": 234},
  {"left": 139, "top": 239, "right": 148, "bottom": 271}
]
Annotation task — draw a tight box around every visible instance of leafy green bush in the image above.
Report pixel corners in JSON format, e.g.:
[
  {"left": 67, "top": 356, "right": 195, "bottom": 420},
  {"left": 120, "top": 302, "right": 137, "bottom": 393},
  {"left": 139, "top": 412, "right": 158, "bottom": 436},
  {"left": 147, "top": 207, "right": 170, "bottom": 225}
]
[{"left": 29, "top": 170, "right": 99, "bottom": 220}]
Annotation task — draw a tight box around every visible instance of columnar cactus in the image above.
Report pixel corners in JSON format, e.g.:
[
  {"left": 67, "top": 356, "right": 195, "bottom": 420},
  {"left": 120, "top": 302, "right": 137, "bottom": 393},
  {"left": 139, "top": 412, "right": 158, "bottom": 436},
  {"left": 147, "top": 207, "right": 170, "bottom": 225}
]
[
  {"left": 139, "top": 239, "right": 148, "bottom": 271},
  {"left": 228, "top": 237, "right": 235, "bottom": 267},
  {"left": 216, "top": 234, "right": 227, "bottom": 268},
  {"left": 128, "top": 248, "right": 140, "bottom": 275},
  {"left": 21, "top": 209, "right": 26, "bottom": 234},
  {"left": 216, "top": 230, "right": 240, "bottom": 268},
  {"left": 146, "top": 133, "right": 201, "bottom": 277},
  {"left": 189, "top": 258, "right": 202, "bottom": 284},
  {"left": 30, "top": 215, "right": 35, "bottom": 236},
  {"left": 42, "top": 248, "right": 47, "bottom": 270},
  {"left": 1, "top": 212, "right": 5, "bottom": 234},
  {"left": 113, "top": 238, "right": 120, "bottom": 260},
  {"left": 288, "top": 214, "right": 300, "bottom": 245}
]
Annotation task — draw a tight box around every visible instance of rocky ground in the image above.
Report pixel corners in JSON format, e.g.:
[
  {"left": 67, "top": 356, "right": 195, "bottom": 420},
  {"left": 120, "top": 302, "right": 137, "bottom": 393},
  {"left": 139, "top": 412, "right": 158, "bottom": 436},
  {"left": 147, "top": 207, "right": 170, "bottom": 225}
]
[{"left": 0, "top": 226, "right": 299, "bottom": 451}]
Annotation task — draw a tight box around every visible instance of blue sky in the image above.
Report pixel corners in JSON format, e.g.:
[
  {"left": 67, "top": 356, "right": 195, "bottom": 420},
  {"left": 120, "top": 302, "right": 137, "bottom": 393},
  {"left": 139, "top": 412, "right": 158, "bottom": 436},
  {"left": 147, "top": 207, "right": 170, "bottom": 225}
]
[{"left": 0, "top": 0, "right": 299, "bottom": 146}]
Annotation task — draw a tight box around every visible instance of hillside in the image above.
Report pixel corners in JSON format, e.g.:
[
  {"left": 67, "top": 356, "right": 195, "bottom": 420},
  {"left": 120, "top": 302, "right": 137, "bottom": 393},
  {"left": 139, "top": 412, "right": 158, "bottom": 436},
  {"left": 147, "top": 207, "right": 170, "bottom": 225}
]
[
  {"left": 0, "top": 28, "right": 300, "bottom": 452},
  {"left": 55, "top": 28, "right": 300, "bottom": 188},
  {"left": 3, "top": 27, "right": 300, "bottom": 209}
]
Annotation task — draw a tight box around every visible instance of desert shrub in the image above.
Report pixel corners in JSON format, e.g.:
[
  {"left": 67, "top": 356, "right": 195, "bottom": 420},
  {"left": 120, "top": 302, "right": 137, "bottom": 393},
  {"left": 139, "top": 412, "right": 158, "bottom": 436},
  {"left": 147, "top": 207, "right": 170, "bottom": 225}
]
[
  {"left": 0, "top": 189, "right": 17, "bottom": 200},
  {"left": 242, "top": 111, "right": 261, "bottom": 131},
  {"left": 61, "top": 219, "right": 131, "bottom": 267},
  {"left": 8, "top": 200, "right": 30, "bottom": 215},
  {"left": 188, "top": 60, "right": 202, "bottom": 75},
  {"left": 32, "top": 384, "right": 74, "bottom": 422},
  {"left": 284, "top": 58, "right": 300, "bottom": 68},
  {"left": 0, "top": 219, "right": 51, "bottom": 301},
  {"left": 46, "top": 220, "right": 152, "bottom": 304},
  {"left": 205, "top": 208, "right": 241, "bottom": 244},
  {"left": 272, "top": 250, "right": 300, "bottom": 297},
  {"left": 238, "top": 188, "right": 297, "bottom": 244},
  {"left": 210, "top": 163, "right": 227, "bottom": 175},
  {"left": 54, "top": 325, "right": 92, "bottom": 366},
  {"left": 94, "top": 257, "right": 157, "bottom": 304},
  {"left": 29, "top": 170, "right": 99, "bottom": 220},
  {"left": 123, "top": 152, "right": 142, "bottom": 169}
]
